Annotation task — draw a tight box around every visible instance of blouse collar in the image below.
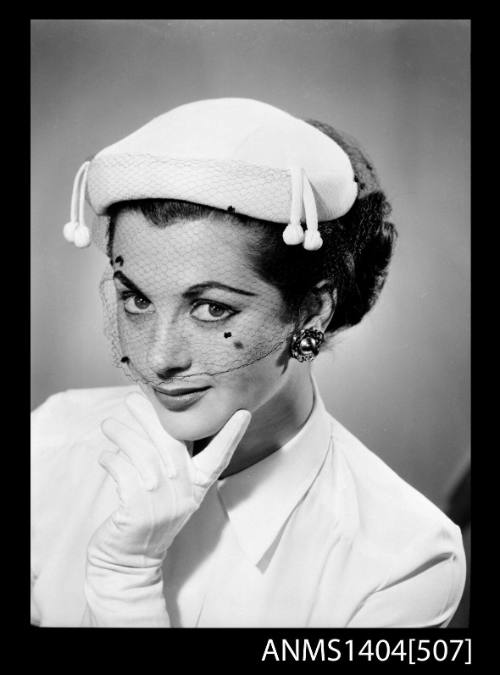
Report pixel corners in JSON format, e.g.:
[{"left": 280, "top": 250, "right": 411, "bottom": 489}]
[{"left": 216, "top": 376, "right": 333, "bottom": 565}]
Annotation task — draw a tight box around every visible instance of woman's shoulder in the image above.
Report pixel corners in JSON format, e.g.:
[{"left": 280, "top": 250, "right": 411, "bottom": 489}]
[
  {"left": 327, "top": 414, "right": 463, "bottom": 558},
  {"left": 31, "top": 384, "right": 141, "bottom": 423},
  {"left": 31, "top": 385, "right": 142, "bottom": 500},
  {"left": 31, "top": 387, "right": 139, "bottom": 594},
  {"left": 31, "top": 385, "right": 141, "bottom": 449},
  {"left": 326, "top": 415, "right": 466, "bottom": 625}
]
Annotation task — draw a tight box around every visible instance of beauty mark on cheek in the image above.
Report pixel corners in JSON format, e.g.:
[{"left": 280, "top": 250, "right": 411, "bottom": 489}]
[{"left": 221, "top": 331, "right": 243, "bottom": 348}]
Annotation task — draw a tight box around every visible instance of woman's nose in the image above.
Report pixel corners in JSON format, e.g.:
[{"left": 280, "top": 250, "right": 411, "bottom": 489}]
[{"left": 147, "top": 320, "right": 192, "bottom": 379}]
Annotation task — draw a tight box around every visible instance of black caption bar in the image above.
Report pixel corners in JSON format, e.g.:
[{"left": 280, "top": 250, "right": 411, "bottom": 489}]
[{"left": 29, "top": 626, "right": 473, "bottom": 667}]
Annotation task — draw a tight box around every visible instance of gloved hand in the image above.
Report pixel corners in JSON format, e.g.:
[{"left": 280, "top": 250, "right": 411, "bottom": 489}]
[{"left": 82, "top": 391, "right": 251, "bottom": 627}]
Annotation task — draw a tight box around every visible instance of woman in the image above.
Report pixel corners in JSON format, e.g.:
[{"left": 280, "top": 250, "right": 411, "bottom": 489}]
[{"left": 31, "top": 98, "right": 466, "bottom": 627}]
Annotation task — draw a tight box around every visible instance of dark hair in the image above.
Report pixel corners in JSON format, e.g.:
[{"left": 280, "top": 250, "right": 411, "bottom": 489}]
[{"left": 106, "top": 121, "right": 397, "bottom": 336}]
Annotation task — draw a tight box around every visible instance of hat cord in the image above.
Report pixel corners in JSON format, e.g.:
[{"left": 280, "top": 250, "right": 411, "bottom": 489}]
[
  {"left": 64, "top": 161, "right": 324, "bottom": 251},
  {"left": 63, "top": 161, "right": 91, "bottom": 247},
  {"left": 302, "top": 173, "right": 322, "bottom": 250},
  {"left": 282, "top": 166, "right": 323, "bottom": 251},
  {"left": 282, "top": 166, "right": 305, "bottom": 245}
]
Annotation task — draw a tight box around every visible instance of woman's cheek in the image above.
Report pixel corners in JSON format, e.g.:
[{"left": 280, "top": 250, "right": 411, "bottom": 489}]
[{"left": 215, "top": 356, "right": 285, "bottom": 414}]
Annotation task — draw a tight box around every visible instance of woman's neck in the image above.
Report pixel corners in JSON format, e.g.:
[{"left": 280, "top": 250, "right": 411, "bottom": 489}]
[{"left": 201, "top": 369, "right": 315, "bottom": 478}]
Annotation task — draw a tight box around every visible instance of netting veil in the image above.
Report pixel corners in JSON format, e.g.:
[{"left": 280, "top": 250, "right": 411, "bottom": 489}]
[
  {"left": 63, "top": 98, "right": 359, "bottom": 387},
  {"left": 97, "top": 212, "right": 303, "bottom": 386}
]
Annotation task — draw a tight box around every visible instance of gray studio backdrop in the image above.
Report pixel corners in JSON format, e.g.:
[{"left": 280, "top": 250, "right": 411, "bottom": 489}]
[{"left": 31, "top": 20, "right": 470, "bottom": 515}]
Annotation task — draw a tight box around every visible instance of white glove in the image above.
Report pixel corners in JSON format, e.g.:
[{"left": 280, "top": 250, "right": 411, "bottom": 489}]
[{"left": 82, "top": 392, "right": 251, "bottom": 627}]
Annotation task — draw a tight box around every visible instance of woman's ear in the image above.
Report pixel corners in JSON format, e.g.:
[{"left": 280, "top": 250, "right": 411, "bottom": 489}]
[{"left": 300, "top": 280, "right": 337, "bottom": 332}]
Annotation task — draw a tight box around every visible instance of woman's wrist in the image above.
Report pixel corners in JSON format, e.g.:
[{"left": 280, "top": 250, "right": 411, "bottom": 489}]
[{"left": 83, "top": 561, "right": 170, "bottom": 627}]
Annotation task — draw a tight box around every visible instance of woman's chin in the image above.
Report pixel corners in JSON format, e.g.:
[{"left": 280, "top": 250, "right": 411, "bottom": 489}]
[
  {"left": 159, "top": 410, "right": 225, "bottom": 442},
  {"left": 146, "top": 390, "right": 228, "bottom": 441}
]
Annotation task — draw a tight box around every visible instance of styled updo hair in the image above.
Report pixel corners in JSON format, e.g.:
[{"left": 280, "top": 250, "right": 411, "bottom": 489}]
[
  {"left": 106, "top": 120, "right": 397, "bottom": 337},
  {"left": 243, "top": 119, "right": 398, "bottom": 335}
]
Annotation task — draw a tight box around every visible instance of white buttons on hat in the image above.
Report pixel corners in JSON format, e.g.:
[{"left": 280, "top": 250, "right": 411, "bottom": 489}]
[
  {"left": 282, "top": 166, "right": 323, "bottom": 251},
  {"left": 63, "top": 161, "right": 91, "bottom": 248},
  {"left": 73, "top": 223, "right": 91, "bottom": 248},
  {"left": 301, "top": 172, "right": 323, "bottom": 251},
  {"left": 63, "top": 220, "right": 79, "bottom": 243}
]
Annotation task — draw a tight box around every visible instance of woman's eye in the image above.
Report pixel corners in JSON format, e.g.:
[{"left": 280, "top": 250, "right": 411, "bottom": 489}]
[
  {"left": 122, "top": 293, "right": 153, "bottom": 315},
  {"left": 191, "top": 301, "right": 234, "bottom": 322}
]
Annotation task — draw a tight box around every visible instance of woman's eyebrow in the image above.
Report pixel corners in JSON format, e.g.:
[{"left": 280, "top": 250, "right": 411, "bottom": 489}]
[
  {"left": 183, "top": 282, "right": 257, "bottom": 297},
  {"left": 113, "top": 270, "right": 145, "bottom": 296},
  {"left": 113, "top": 273, "right": 256, "bottom": 298}
]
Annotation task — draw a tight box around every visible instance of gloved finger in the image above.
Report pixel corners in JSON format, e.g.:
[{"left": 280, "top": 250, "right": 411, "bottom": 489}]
[
  {"left": 192, "top": 410, "right": 251, "bottom": 488},
  {"left": 101, "top": 417, "right": 164, "bottom": 491},
  {"left": 98, "top": 449, "right": 142, "bottom": 501},
  {"left": 125, "top": 392, "right": 187, "bottom": 478}
]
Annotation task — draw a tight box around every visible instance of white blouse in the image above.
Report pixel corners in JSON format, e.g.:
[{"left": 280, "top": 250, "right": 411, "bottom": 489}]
[{"left": 31, "top": 379, "right": 466, "bottom": 627}]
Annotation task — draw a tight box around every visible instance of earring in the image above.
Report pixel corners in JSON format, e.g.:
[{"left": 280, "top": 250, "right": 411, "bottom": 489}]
[{"left": 290, "top": 327, "right": 325, "bottom": 362}]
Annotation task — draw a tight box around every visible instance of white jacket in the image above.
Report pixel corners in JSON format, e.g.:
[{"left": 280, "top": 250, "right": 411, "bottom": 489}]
[{"left": 31, "top": 381, "right": 466, "bottom": 627}]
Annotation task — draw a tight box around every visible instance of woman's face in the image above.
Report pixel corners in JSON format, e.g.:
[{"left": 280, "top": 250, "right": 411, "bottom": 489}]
[{"left": 111, "top": 209, "right": 298, "bottom": 441}]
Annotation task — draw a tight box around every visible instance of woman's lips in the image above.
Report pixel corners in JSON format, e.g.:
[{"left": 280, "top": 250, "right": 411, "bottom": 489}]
[{"left": 152, "top": 385, "right": 211, "bottom": 412}]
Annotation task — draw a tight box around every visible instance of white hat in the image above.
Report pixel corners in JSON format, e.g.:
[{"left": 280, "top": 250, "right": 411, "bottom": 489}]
[{"left": 63, "top": 98, "right": 358, "bottom": 251}]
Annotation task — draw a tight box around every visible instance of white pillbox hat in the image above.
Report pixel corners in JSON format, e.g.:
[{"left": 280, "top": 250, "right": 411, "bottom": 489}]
[{"left": 63, "top": 98, "right": 358, "bottom": 251}]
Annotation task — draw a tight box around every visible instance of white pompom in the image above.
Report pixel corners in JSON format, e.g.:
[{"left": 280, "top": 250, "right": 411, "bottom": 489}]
[
  {"left": 73, "top": 224, "right": 91, "bottom": 248},
  {"left": 282, "top": 223, "right": 305, "bottom": 245},
  {"left": 63, "top": 220, "right": 78, "bottom": 242},
  {"left": 303, "top": 230, "right": 323, "bottom": 251}
]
